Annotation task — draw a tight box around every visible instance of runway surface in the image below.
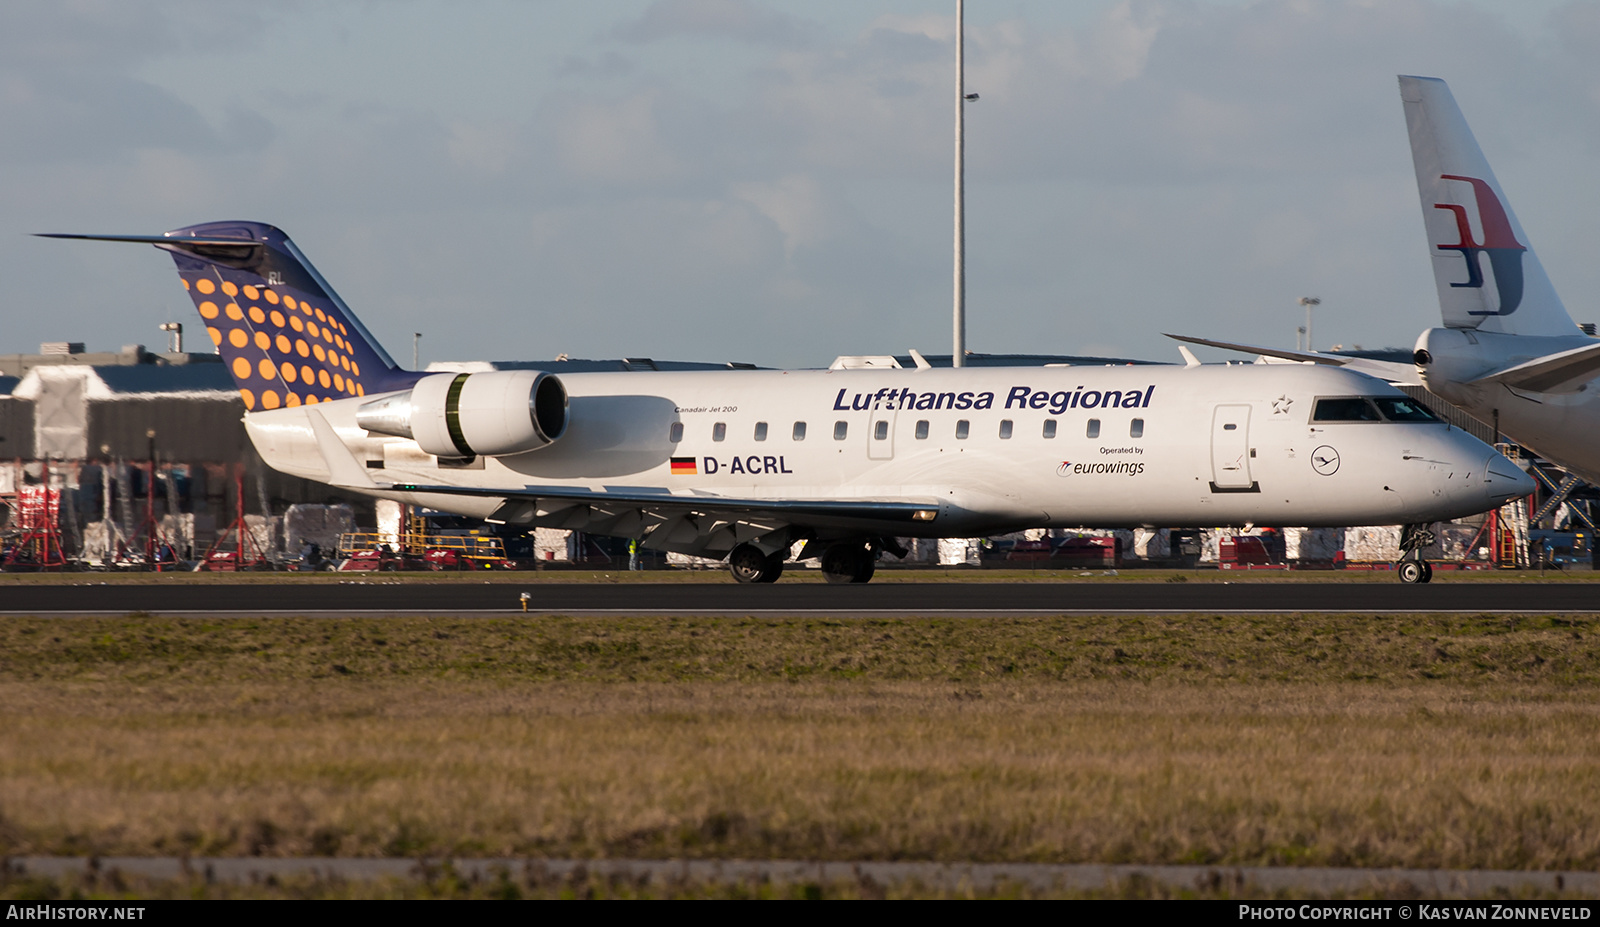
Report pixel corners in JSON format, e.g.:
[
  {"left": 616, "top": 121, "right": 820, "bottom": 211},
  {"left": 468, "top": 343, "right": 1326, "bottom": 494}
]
[
  {"left": 8, "top": 856, "right": 1594, "bottom": 896},
  {"left": 1, "top": 580, "right": 1596, "bottom": 614}
]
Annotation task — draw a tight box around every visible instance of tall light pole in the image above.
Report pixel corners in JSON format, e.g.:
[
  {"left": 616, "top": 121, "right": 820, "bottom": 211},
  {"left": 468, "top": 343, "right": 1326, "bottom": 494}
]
[
  {"left": 1298, "top": 297, "right": 1321, "bottom": 352},
  {"left": 953, "top": 0, "right": 974, "bottom": 367}
]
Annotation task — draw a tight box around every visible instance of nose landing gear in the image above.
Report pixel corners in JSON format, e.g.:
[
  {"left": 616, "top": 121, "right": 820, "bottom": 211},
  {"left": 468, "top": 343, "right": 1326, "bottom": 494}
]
[
  {"left": 1397, "top": 558, "right": 1433, "bottom": 584},
  {"left": 1396, "top": 523, "right": 1436, "bottom": 584}
]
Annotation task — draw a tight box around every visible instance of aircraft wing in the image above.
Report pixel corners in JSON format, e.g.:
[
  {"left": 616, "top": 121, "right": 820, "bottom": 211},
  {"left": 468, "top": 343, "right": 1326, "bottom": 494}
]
[
  {"left": 1164, "top": 334, "right": 1421, "bottom": 386},
  {"left": 384, "top": 482, "right": 940, "bottom": 556},
  {"left": 1468, "top": 341, "right": 1600, "bottom": 393},
  {"left": 387, "top": 482, "right": 938, "bottom": 524}
]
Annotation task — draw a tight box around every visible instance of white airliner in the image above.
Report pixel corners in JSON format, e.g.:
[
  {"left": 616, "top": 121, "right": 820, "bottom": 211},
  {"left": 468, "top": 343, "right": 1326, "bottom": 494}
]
[
  {"left": 1174, "top": 76, "right": 1600, "bottom": 490},
  {"left": 43, "top": 221, "right": 1530, "bottom": 583}
]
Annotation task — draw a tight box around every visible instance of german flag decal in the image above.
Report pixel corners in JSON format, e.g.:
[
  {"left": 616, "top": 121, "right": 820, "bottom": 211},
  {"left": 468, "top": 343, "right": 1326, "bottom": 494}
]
[{"left": 670, "top": 457, "right": 698, "bottom": 475}]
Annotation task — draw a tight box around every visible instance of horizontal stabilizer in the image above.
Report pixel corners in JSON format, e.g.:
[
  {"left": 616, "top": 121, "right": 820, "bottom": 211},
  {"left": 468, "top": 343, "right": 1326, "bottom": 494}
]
[
  {"left": 1163, "top": 334, "right": 1420, "bottom": 385},
  {"left": 36, "top": 232, "right": 264, "bottom": 249},
  {"left": 40, "top": 222, "right": 420, "bottom": 411},
  {"left": 1469, "top": 340, "right": 1600, "bottom": 393}
]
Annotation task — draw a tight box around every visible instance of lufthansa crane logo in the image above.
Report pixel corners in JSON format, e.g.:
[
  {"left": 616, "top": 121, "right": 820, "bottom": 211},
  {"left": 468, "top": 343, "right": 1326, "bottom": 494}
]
[
  {"left": 1434, "top": 174, "right": 1527, "bottom": 316},
  {"left": 1311, "top": 445, "right": 1340, "bottom": 476}
]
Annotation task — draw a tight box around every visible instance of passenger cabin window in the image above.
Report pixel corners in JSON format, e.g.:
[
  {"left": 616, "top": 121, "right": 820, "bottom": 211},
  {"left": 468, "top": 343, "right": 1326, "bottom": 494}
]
[
  {"left": 1042, "top": 420, "right": 1057, "bottom": 439},
  {"left": 754, "top": 422, "right": 768, "bottom": 441},
  {"left": 1086, "top": 419, "right": 1101, "bottom": 439},
  {"left": 998, "top": 420, "right": 1013, "bottom": 439},
  {"left": 915, "top": 420, "right": 929, "bottom": 440},
  {"left": 713, "top": 422, "right": 727, "bottom": 442},
  {"left": 1130, "top": 418, "right": 1144, "bottom": 438},
  {"left": 1372, "top": 397, "right": 1440, "bottom": 422},
  {"left": 834, "top": 421, "right": 848, "bottom": 440},
  {"left": 793, "top": 422, "right": 806, "bottom": 441},
  {"left": 956, "top": 420, "right": 970, "bottom": 440},
  {"left": 669, "top": 422, "right": 683, "bottom": 443},
  {"left": 874, "top": 420, "right": 889, "bottom": 441},
  {"left": 1313, "top": 398, "right": 1382, "bottom": 422}
]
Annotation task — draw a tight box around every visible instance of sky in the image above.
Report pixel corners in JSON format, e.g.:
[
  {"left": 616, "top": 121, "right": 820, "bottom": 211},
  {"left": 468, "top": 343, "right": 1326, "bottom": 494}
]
[{"left": 2, "top": 0, "right": 1597, "bottom": 369}]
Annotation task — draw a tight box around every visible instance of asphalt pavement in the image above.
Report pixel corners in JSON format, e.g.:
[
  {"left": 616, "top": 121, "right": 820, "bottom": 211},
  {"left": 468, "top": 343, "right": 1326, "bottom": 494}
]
[{"left": 0, "top": 580, "right": 1594, "bottom": 614}]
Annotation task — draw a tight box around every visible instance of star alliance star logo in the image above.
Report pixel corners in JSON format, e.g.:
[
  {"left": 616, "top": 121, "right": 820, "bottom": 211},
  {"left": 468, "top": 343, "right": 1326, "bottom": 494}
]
[{"left": 1272, "top": 394, "right": 1293, "bottom": 415}]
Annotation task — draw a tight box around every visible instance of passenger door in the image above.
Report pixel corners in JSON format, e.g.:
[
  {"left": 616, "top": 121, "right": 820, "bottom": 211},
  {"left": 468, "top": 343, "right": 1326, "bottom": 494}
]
[{"left": 1210, "top": 404, "right": 1254, "bottom": 490}]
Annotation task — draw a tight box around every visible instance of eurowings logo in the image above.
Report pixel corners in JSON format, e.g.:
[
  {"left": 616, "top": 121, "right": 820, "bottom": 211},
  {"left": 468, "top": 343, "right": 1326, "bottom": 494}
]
[{"left": 1434, "top": 174, "right": 1527, "bottom": 316}]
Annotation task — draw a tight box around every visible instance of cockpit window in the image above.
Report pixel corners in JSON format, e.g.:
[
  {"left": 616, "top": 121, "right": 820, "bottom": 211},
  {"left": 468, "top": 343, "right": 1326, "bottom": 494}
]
[
  {"left": 1372, "top": 397, "right": 1439, "bottom": 422},
  {"left": 1313, "top": 398, "right": 1382, "bottom": 422},
  {"left": 1313, "top": 396, "right": 1442, "bottom": 423}
]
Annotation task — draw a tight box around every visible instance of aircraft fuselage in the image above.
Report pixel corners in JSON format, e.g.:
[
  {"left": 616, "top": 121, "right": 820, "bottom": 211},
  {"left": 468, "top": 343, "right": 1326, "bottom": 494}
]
[{"left": 247, "top": 361, "right": 1525, "bottom": 543}]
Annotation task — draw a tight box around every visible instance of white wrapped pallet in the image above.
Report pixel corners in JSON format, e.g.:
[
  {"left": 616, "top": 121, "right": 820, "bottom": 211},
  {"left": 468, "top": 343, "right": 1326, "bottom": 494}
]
[
  {"left": 534, "top": 527, "right": 571, "bottom": 562},
  {"left": 1343, "top": 525, "right": 1403, "bottom": 562},
  {"left": 284, "top": 504, "right": 356, "bottom": 554},
  {"left": 938, "top": 538, "right": 979, "bottom": 565},
  {"left": 1284, "top": 527, "right": 1341, "bottom": 561},
  {"left": 1132, "top": 528, "right": 1169, "bottom": 560}
]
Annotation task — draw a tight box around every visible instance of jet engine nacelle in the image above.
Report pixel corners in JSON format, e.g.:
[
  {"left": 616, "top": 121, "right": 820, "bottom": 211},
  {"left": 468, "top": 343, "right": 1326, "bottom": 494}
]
[{"left": 356, "top": 370, "right": 569, "bottom": 458}]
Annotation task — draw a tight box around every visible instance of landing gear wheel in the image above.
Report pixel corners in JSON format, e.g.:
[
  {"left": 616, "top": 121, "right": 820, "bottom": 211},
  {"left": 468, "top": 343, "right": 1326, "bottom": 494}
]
[
  {"left": 1420, "top": 561, "right": 1433, "bottom": 584},
  {"left": 728, "top": 544, "right": 784, "bottom": 584},
  {"left": 1398, "top": 560, "right": 1425, "bottom": 584},
  {"left": 821, "top": 544, "right": 875, "bottom": 584}
]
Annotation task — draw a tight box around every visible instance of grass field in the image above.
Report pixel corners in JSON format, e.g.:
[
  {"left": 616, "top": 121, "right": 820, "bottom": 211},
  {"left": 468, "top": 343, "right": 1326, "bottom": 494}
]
[{"left": 3, "top": 611, "right": 1598, "bottom": 892}]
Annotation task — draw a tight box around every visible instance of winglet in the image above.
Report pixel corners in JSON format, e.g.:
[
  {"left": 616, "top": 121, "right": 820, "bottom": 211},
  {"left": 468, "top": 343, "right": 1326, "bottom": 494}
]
[{"left": 1165, "top": 333, "right": 1421, "bottom": 386}]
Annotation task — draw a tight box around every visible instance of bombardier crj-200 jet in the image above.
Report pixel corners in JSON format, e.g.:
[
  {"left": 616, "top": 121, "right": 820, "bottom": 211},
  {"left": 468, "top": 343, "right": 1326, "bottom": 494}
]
[
  {"left": 44, "top": 219, "right": 1530, "bottom": 583},
  {"left": 1174, "top": 76, "right": 1600, "bottom": 511}
]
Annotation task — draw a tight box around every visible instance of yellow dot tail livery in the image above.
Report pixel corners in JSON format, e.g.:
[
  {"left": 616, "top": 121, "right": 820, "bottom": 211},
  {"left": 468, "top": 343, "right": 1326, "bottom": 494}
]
[{"left": 44, "top": 220, "right": 1531, "bottom": 583}]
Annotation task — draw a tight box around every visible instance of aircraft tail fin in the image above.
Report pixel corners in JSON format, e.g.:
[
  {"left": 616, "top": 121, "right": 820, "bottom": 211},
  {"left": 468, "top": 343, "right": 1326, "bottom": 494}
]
[
  {"left": 1399, "top": 75, "right": 1576, "bottom": 337},
  {"left": 40, "top": 221, "right": 422, "bottom": 410}
]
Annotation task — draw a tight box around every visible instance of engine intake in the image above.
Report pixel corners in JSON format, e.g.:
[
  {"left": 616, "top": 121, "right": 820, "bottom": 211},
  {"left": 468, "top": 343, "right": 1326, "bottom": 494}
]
[{"left": 356, "top": 370, "right": 568, "bottom": 458}]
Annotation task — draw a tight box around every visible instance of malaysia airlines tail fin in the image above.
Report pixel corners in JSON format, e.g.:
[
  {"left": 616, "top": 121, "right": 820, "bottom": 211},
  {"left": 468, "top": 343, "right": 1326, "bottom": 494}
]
[
  {"left": 39, "top": 221, "right": 422, "bottom": 411},
  {"left": 1400, "top": 75, "right": 1575, "bottom": 338}
]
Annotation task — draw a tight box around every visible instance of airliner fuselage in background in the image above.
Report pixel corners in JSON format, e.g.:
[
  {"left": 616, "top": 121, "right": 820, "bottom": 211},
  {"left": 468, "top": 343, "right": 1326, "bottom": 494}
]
[
  {"left": 1174, "top": 76, "right": 1600, "bottom": 491},
  {"left": 44, "top": 223, "right": 1531, "bottom": 583}
]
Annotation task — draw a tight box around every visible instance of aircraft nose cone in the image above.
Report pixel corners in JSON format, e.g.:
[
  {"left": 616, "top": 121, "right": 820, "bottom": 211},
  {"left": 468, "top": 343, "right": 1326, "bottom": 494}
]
[{"left": 1485, "top": 455, "right": 1535, "bottom": 504}]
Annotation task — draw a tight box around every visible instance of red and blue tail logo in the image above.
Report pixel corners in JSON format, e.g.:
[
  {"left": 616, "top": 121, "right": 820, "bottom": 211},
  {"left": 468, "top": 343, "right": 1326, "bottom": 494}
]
[{"left": 1433, "top": 174, "right": 1527, "bottom": 317}]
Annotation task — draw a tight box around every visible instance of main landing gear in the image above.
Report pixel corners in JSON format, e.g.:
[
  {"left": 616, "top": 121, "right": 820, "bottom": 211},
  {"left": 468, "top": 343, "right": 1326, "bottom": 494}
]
[
  {"left": 1396, "top": 523, "right": 1435, "bottom": 584},
  {"left": 820, "top": 542, "right": 876, "bottom": 584},
  {"left": 728, "top": 543, "right": 785, "bottom": 584},
  {"left": 727, "top": 537, "right": 904, "bottom": 584}
]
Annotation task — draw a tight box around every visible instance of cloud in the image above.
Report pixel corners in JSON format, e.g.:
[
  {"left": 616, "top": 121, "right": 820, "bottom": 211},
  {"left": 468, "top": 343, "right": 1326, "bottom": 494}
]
[
  {"left": 0, "top": 1, "right": 275, "bottom": 165},
  {"left": 5, "top": 1, "right": 1599, "bottom": 368},
  {"left": 612, "top": 0, "right": 823, "bottom": 47}
]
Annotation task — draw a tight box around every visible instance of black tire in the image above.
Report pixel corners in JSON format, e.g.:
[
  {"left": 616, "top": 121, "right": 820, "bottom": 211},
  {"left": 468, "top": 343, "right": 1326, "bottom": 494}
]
[
  {"left": 728, "top": 544, "right": 769, "bottom": 584},
  {"left": 1398, "top": 560, "right": 1425, "bottom": 584},
  {"left": 821, "top": 544, "right": 874, "bottom": 584},
  {"left": 1420, "top": 561, "right": 1433, "bottom": 584},
  {"left": 757, "top": 551, "right": 784, "bottom": 583}
]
